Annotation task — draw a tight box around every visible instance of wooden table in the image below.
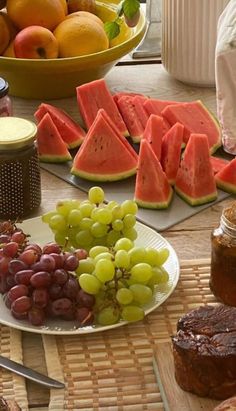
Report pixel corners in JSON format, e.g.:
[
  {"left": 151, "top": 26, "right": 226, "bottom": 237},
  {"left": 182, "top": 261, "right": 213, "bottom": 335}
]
[{"left": 10, "top": 63, "right": 233, "bottom": 410}]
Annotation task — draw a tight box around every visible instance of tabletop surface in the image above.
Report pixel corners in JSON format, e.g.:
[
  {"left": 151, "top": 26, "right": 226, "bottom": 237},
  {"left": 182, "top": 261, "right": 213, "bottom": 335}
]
[{"left": 6, "top": 62, "right": 234, "bottom": 410}]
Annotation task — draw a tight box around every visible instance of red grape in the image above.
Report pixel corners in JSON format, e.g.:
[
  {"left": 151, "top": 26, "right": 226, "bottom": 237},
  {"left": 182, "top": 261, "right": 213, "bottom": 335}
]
[
  {"left": 50, "top": 253, "right": 64, "bottom": 269},
  {"left": 28, "top": 307, "right": 45, "bottom": 326},
  {"left": 42, "top": 243, "right": 61, "bottom": 254},
  {"left": 11, "top": 309, "right": 28, "bottom": 320},
  {"left": 24, "top": 243, "right": 42, "bottom": 255},
  {"left": 8, "top": 284, "right": 29, "bottom": 303},
  {"left": 63, "top": 276, "right": 79, "bottom": 300},
  {"left": 49, "top": 283, "right": 63, "bottom": 300},
  {"left": 11, "top": 231, "right": 26, "bottom": 244},
  {"left": 9, "top": 259, "right": 27, "bottom": 275},
  {"left": 76, "top": 307, "right": 94, "bottom": 325},
  {"left": 19, "top": 249, "right": 39, "bottom": 265},
  {"left": 51, "top": 298, "right": 72, "bottom": 316},
  {"left": 3, "top": 242, "right": 19, "bottom": 257},
  {"left": 11, "top": 296, "right": 32, "bottom": 313},
  {"left": 51, "top": 269, "right": 68, "bottom": 285},
  {"left": 32, "top": 288, "right": 49, "bottom": 308},
  {"left": 30, "top": 271, "right": 51, "bottom": 288},
  {"left": 64, "top": 254, "right": 79, "bottom": 271},
  {"left": 77, "top": 289, "right": 95, "bottom": 308},
  {"left": 15, "top": 269, "right": 34, "bottom": 285},
  {"left": 0, "top": 256, "right": 11, "bottom": 275},
  {"left": 74, "top": 248, "right": 88, "bottom": 261}
]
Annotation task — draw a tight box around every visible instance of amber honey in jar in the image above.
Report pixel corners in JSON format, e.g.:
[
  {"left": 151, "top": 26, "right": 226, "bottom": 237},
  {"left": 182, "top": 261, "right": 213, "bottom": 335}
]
[
  {"left": 210, "top": 202, "right": 236, "bottom": 306},
  {"left": 0, "top": 117, "right": 41, "bottom": 220}
]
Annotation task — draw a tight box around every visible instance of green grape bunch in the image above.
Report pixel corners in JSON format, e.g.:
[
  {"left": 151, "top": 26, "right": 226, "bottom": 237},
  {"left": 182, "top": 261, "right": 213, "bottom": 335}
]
[
  {"left": 104, "top": 0, "right": 140, "bottom": 41},
  {"left": 42, "top": 186, "right": 139, "bottom": 252},
  {"left": 77, "top": 237, "right": 170, "bottom": 325}
]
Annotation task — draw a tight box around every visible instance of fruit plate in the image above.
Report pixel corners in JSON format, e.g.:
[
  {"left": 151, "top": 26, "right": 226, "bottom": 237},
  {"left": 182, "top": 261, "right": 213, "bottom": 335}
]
[{"left": 0, "top": 217, "right": 180, "bottom": 335}]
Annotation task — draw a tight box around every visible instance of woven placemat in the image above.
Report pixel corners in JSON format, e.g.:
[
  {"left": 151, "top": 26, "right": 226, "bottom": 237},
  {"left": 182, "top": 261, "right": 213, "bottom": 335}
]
[
  {"left": 42, "top": 259, "right": 221, "bottom": 411},
  {"left": 0, "top": 327, "right": 28, "bottom": 410}
]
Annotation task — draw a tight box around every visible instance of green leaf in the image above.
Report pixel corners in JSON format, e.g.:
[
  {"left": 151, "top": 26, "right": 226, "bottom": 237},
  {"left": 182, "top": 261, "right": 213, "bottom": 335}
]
[
  {"left": 104, "top": 21, "right": 121, "bottom": 41},
  {"left": 122, "top": 0, "right": 140, "bottom": 19}
]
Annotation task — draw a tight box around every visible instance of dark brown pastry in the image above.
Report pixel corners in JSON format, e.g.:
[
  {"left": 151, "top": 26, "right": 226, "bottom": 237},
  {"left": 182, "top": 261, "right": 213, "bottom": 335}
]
[
  {"left": 0, "top": 398, "right": 21, "bottom": 411},
  {"left": 172, "top": 304, "right": 236, "bottom": 400}
]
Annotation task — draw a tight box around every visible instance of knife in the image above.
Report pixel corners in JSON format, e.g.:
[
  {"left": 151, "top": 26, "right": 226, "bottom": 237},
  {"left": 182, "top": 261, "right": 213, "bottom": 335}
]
[
  {"left": 0, "top": 355, "right": 65, "bottom": 389},
  {"left": 152, "top": 356, "right": 171, "bottom": 411}
]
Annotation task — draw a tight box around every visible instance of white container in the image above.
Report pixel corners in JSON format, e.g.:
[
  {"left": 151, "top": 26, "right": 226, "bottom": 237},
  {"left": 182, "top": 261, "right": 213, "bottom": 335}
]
[{"left": 162, "top": 0, "right": 230, "bottom": 86}]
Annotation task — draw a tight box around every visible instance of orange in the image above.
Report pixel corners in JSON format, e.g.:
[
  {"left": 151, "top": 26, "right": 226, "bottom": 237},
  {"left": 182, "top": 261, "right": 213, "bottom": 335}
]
[
  {"left": 6, "top": 0, "right": 67, "bottom": 31},
  {"left": 66, "top": 11, "right": 104, "bottom": 27},
  {"left": 0, "top": 12, "right": 10, "bottom": 55},
  {"left": 54, "top": 16, "right": 109, "bottom": 58},
  {"left": 2, "top": 39, "right": 15, "bottom": 57}
]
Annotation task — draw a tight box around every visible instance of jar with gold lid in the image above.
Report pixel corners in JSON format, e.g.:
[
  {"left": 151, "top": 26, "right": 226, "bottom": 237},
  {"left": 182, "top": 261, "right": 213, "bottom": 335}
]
[
  {"left": 0, "top": 117, "right": 41, "bottom": 220},
  {"left": 210, "top": 202, "right": 236, "bottom": 306}
]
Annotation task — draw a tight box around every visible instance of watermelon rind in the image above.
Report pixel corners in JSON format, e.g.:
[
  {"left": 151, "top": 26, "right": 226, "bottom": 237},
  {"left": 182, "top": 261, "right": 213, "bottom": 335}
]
[
  {"left": 215, "top": 180, "right": 236, "bottom": 195},
  {"left": 71, "top": 167, "right": 137, "bottom": 182},
  {"left": 135, "top": 190, "right": 173, "bottom": 209},
  {"left": 175, "top": 186, "right": 217, "bottom": 206},
  {"left": 214, "top": 158, "right": 236, "bottom": 194},
  {"left": 39, "top": 154, "right": 72, "bottom": 163}
]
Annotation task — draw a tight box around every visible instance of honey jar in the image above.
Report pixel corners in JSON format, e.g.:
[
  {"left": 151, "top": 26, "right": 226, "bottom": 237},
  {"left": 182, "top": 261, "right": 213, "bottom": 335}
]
[
  {"left": 0, "top": 117, "right": 41, "bottom": 220},
  {"left": 210, "top": 202, "right": 236, "bottom": 306}
]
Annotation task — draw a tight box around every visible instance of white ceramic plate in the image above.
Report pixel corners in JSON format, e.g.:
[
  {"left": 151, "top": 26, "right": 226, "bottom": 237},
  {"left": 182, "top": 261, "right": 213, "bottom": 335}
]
[{"left": 0, "top": 217, "right": 180, "bottom": 335}]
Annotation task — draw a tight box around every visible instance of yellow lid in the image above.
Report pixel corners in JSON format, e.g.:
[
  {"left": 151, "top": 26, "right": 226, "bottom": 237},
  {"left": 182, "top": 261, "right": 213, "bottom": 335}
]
[{"left": 0, "top": 117, "right": 37, "bottom": 150}]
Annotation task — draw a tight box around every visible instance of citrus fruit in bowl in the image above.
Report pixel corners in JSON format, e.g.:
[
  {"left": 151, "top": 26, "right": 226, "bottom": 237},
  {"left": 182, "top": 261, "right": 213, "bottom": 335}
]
[{"left": 0, "top": 0, "right": 146, "bottom": 99}]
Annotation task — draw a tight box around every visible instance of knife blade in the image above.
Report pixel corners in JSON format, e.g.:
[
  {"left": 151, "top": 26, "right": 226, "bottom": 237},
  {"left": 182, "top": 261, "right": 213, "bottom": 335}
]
[{"left": 0, "top": 355, "right": 65, "bottom": 389}]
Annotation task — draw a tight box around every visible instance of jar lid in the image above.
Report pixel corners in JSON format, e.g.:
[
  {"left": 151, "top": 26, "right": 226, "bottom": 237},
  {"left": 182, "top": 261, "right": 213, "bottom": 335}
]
[
  {"left": 0, "top": 78, "right": 9, "bottom": 97},
  {"left": 0, "top": 117, "right": 37, "bottom": 150}
]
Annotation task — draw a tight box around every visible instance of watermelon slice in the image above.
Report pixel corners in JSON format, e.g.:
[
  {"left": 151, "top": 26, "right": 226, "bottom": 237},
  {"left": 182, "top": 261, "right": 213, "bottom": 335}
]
[
  {"left": 113, "top": 92, "right": 145, "bottom": 105},
  {"left": 143, "top": 99, "right": 180, "bottom": 135},
  {"left": 175, "top": 133, "right": 217, "bottom": 206},
  {"left": 37, "top": 113, "right": 72, "bottom": 163},
  {"left": 34, "top": 103, "right": 85, "bottom": 149},
  {"left": 134, "top": 139, "right": 173, "bottom": 209},
  {"left": 143, "top": 114, "right": 163, "bottom": 160},
  {"left": 132, "top": 95, "right": 149, "bottom": 128},
  {"left": 215, "top": 158, "right": 236, "bottom": 194},
  {"left": 210, "top": 156, "right": 230, "bottom": 174},
  {"left": 76, "top": 79, "right": 129, "bottom": 136},
  {"left": 116, "top": 95, "right": 144, "bottom": 143},
  {"left": 71, "top": 110, "right": 137, "bottom": 182},
  {"left": 162, "top": 100, "right": 221, "bottom": 154},
  {"left": 161, "top": 122, "right": 184, "bottom": 185}
]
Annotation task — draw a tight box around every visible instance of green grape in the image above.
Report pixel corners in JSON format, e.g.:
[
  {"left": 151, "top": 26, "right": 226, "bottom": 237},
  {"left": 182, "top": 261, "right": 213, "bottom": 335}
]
[
  {"left": 155, "top": 248, "right": 170, "bottom": 266},
  {"left": 88, "top": 186, "right": 105, "bottom": 204},
  {"left": 91, "top": 207, "right": 100, "bottom": 221},
  {"left": 79, "top": 201, "right": 95, "bottom": 217},
  {"left": 69, "top": 199, "right": 80, "bottom": 209},
  {"left": 114, "top": 238, "right": 134, "bottom": 252},
  {"left": 145, "top": 247, "right": 161, "bottom": 266},
  {"left": 130, "top": 263, "right": 153, "bottom": 283},
  {"left": 79, "top": 217, "right": 93, "bottom": 230},
  {"left": 42, "top": 211, "right": 57, "bottom": 223},
  {"left": 121, "top": 200, "right": 138, "bottom": 215},
  {"left": 56, "top": 199, "right": 74, "bottom": 217},
  {"left": 94, "top": 252, "right": 114, "bottom": 263},
  {"left": 90, "top": 222, "right": 108, "bottom": 238},
  {"left": 150, "top": 266, "right": 169, "bottom": 285},
  {"left": 122, "top": 227, "right": 138, "bottom": 241},
  {"left": 92, "top": 237, "right": 107, "bottom": 246},
  {"left": 107, "top": 200, "right": 118, "bottom": 209},
  {"left": 79, "top": 273, "right": 101, "bottom": 294},
  {"left": 116, "top": 288, "right": 133, "bottom": 305},
  {"left": 129, "top": 284, "right": 153, "bottom": 305},
  {"left": 95, "top": 259, "right": 115, "bottom": 282},
  {"left": 121, "top": 306, "right": 144, "bottom": 322},
  {"left": 97, "top": 306, "right": 120, "bottom": 325},
  {"left": 49, "top": 214, "right": 67, "bottom": 231},
  {"left": 76, "top": 230, "right": 93, "bottom": 247},
  {"left": 106, "top": 230, "right": 121, "bottom": 247},
  {"left": 89, "top": 245, "right": 109, "bottom": 259},
  {"left": 67, "top": 209, "right": 82, "bottom": 227},
  {"left": 123, "top": 214, "right": 136, "bottom": 229},
  {"left": 112, "top": 205, "right": 124, "bottom": 220},
  {"left": 112, "top": 219, "right": 124, "bottom": 232},
  {"left": 68, "top": 227, "right": 79, "bottom": 247},
  {"left": 96, "top": 208, "right": 112, "bottom": 225},
  {"left": 128, "top": 247, "right": 147, "bottom": 266},
  {"left": 75, "top": 257, "right": 95, "bottom": 275},
  {"left": 54, "top": 230, "right": 68, "bottom": 246},
  {"left": 114, "top": 249, "right": 130, "bottom": 269}
]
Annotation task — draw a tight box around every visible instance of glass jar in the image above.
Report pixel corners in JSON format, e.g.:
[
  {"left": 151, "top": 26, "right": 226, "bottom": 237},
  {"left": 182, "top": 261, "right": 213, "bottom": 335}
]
[
  {"left": 210, "top": 202, "right": 236, "bottom": 306},
  {"left": 0, "top": 78, "right": 12, "bottom": 117},
  {"left": 0, "top": 117, "right": 41, "bottom": 220}
]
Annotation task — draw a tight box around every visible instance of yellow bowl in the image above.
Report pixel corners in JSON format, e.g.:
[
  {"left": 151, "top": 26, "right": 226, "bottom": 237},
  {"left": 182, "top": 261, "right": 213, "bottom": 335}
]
[{"left": 0, "top": 1, "right": 146, "bottom": 99}]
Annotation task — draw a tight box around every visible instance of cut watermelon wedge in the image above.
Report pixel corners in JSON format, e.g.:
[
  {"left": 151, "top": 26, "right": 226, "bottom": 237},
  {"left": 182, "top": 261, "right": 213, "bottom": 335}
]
[
  {"left": 76, "top": 79, "right": 129, "bottom": 136},
  {"left": 113, "top": 92, "right": 145, "bottom": 105},
  {"left": 71, "top": 110, "right": 137, "bottom": 182},
  {"left": 215, "top": 158, "right": 236, "bottom": 194},
  {"left": 210, "top": 156, "right": 230, "bottom": 174},
  {"left": 132, "top": 95, "right": 149, "bottom": 128},
  {"left": 37, "top": 113, "right": 72, "bottom": 163},
  {"left": 175, "top": 133, "right": 217, "bottom": 206},
  {"left": 34, "top": 103, "right": 85, "bottom": 149},
  {"left": 134, "top": 139, "right": 173, "bottom": 209},
  {"left": 116, "top": 95, "right": 144, "bottom": 143},
  {"left": 143, "top": 99, "right": 180, "bottom": 135},
  {"left": 162, "top": 100, "right": 222, "bottom": 154},
  {"left": 161, "top": 122, "right": 184, "bottom": 185},
  {"left": 143, "top": 114, "right": 163, "bottom": 160}
]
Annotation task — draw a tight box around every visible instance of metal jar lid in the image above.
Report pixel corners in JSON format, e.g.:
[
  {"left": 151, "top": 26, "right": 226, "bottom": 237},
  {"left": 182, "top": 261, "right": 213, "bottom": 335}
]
[
  {"left": 0, "top": 117, "right": 37, "bottom": 150},
  {"left": 0, "top": 78, "right": 9, "bottom": 98}
]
